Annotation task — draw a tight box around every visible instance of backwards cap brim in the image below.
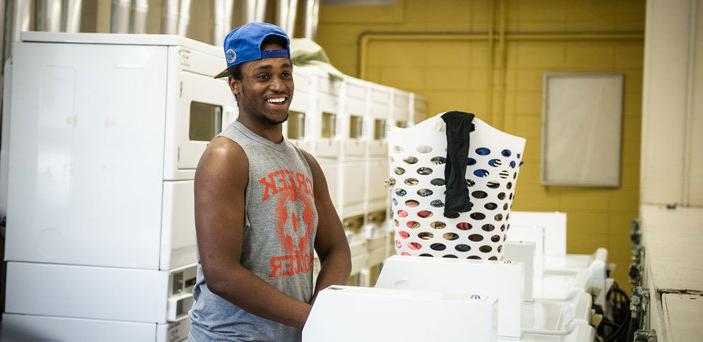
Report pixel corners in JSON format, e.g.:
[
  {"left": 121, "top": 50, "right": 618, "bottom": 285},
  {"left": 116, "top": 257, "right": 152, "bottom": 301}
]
[{"left": 213, "top": 68, "right": 229, "bottom": 79}]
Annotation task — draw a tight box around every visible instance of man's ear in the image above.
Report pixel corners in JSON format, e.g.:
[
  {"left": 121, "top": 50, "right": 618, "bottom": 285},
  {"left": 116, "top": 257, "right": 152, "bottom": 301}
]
[{"left": 228, "top": 76, "right": 240, "bottom": 96}]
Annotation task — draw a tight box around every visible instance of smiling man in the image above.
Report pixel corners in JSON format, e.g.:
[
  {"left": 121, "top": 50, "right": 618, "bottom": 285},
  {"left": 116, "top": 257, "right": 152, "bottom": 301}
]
[{"left": 188, "top": 22, "right": 351, "bottom": 341}]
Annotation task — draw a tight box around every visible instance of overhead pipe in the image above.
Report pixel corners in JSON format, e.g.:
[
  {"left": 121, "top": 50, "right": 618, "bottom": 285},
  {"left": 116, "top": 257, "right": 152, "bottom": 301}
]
[
  {"left": 230, "top": 0, "right": 246, "bottom": 27},
  {"left": 486, "top": 0, "right": 495, "bottom": 126},
  {"left": 5, "top": 0, "right": 31, "bottom": 61},
  {"left": 313, "top": 0, "right": 319, "bottom": 36},
  {"left": 0, "top": 0, "right": 6, "bottom": 230},
  {"left": 213, "top": 0, "right": 235, "bottom": 44},
  {"left": 14, "top": 0, "right": 32, "bottom": 39},
  {"left": 286, "top": 0, "right": 297, "bottom": 37},
  {"left": 111, "top": 0, "right": 131, "bottom": 33},
  {"left": 223, "top": 0, "right": 234, "bottom": 31},
  {"left": 37, "top": 0, "right": 63, "bottom": 32},
  {"left": 276, "top": 0, "right": 288, "bottom": 29},
  {"left": 303, "top": 0, "right": 319, "bottom": 40},
  {"left": 62, "top": 0, "right": 83, "bottom": 33},
  {"left": 0, "top": 0, "right": 5, "bottom": 63},
  {"left": 277, "top": 0, "right": 296, "bottom": 36},
  {"left": 213, "top": 0, "right": 225, "bottom": 44},
  {"left": 246, "top": 0, "right": 257, "bottom": 23},
  {"left": 177, "top": 0, "right": 192, "bottom": 36},
  {"left": 255, "top": 0, "right": 267, "bottom": 22},
  {"left": 215, "top": 0, "right": 234, "bottom": 41},
  {"left": 494, "top": 0, "right": 507, "bottom": 130},
  {"left": 131, "top": 0, "right": 149, "bottom": 34},
  {"left": 358, "top": 32, "right": 644, "bottom": 79},
  {"left": 313, "top": 0, "right": 321, "bottom": 39},
  {"left": 162, "top": 0, "right": 179, "bottom": 34}
]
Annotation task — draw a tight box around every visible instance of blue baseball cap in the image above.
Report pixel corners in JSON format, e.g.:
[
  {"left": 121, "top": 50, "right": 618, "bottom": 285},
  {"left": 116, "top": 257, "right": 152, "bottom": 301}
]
[{"left": 214, "top": 22, "right": 291, "bottom": 78}]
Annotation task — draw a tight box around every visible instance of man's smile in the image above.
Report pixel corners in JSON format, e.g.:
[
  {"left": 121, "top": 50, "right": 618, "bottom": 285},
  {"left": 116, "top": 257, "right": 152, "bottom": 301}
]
[{"left": 266, "top": 96, "right": 288, "bottom": 104}]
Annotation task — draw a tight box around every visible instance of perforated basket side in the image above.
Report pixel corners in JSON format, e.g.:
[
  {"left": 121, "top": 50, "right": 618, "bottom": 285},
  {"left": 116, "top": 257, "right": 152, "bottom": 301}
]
[{"left": 388, "top": 116, "right": 526, "bottom": 260}]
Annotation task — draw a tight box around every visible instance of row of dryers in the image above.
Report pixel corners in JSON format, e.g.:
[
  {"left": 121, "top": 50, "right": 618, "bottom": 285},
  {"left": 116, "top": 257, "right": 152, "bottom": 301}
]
[
  {"left": 0, "top": 32, "right": 423, "bottom": 341},
  {"left": 284, "top": 57, "right": 427, "bottom": 287}
]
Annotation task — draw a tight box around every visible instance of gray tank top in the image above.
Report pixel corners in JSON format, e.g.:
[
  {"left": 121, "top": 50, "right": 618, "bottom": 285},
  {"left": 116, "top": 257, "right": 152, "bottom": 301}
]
[{"left": 189, "top": 121, "right": 318, "bottom": 342}]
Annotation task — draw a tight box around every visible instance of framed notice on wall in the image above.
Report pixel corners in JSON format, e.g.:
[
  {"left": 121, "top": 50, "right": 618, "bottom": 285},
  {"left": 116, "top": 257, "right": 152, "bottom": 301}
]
[{"left": 541, "top": 73, "right": 624, "bottom": 187}]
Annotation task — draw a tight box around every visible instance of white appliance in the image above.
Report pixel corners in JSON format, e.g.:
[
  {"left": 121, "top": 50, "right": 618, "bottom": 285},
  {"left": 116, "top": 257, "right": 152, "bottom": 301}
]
[
  {"left": 374, "top": 255, "right": 596, "bottom": 342},
  {"left": 377, "top": 256, "right": 524, "bottom": 338},
  {"left": 391, "top": 89, "right": 410, "bottom": 128},
  {"left": 2, "top": 32, "right": 236, "bottom": 341},
  {"left": 359, "top": 212, "right": 389, "bottom": 287},
  {"left": 365, "top": 83, "right": 392, "bottom": 213},
  {"left": 409, "top": 93, "right": 428, "bottom": 126},
  {"left": 339, "top": 75, "right": 368, "bottom": 218},
  {"left": 345, "top": 217, "right": 370, "bottom": 285},
  {"left": 507, "top": 211, "right": 611, "bottom": 306},
  {"left": 287, "top": 66, "right": 344, "bottom": 213},
  {"left": 354, "top": 84, "right": 393, "bottom": 286},
  {"left": 503, "top": 216, "right": 592, "bottom": 302},
  {"left": 304, "top": 255, "right": 595, "bottom": 342},
  {"left": 285, "top": 65, "right": 313, "bottom": 146},
  {"left": 303, "top": 286, "right": 498, "bottom": 342},
  {"left": 309, "top": 68, "right": 344, "bottom": 214},
  {"left": 504, "top": 240, "right": 537, "bottom": 301}
]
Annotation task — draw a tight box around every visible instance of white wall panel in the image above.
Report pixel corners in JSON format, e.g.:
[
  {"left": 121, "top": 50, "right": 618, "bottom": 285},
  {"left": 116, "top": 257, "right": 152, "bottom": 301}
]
[
  {"left": 687, "top": 1, "right": 703, "bottom": 206},
  {"left": 641, "top": 0, "right": 693, "bottom": 204}
]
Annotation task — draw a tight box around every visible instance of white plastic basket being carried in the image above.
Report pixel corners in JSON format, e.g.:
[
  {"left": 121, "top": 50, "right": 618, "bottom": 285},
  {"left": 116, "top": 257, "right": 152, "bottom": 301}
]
[{"left": 388, "top": 114, "right": 526, "bottom": 260}]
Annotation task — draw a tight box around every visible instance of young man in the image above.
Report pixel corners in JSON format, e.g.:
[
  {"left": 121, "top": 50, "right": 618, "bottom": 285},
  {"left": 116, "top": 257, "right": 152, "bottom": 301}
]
[{"left": 188, "top": 22, "right": 351, "bottom": 341}]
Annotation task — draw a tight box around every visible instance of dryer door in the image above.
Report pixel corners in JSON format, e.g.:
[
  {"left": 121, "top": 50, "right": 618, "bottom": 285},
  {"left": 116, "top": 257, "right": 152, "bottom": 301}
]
[{"left": 164, "top": 71, "right": 236, "bottom": 180}]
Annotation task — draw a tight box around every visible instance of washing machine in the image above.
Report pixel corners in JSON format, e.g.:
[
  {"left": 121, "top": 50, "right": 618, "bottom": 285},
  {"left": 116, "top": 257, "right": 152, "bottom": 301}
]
[
  {"left": 303, "top": 255, "right": 596, "bottom": 342},
  {"left": 507, "top": 211, "right": 611, "bottom": 306}
]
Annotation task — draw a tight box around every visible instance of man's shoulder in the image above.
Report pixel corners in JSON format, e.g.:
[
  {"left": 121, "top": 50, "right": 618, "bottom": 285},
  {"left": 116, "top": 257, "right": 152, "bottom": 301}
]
[
  {"left": 196, "top": 137, "right": 249, "bottom": 179},
  {"left": 291, "top": 145, "right": 318, "bottom": 168},
  {"left": 205, "top": 137, "right": 246, "bottom": 159}
]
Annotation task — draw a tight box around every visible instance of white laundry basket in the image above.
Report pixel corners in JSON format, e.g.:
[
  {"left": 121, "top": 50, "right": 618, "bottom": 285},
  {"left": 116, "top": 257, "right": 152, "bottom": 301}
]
[{"left": 388, "top": 114, "right": 526, "bottom": 260}]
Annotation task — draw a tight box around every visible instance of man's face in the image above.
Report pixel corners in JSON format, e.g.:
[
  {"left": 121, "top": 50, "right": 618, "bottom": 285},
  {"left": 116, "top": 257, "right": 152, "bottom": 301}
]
[{"left": 230, "top": 43, "right": 294, "bottom": 125}]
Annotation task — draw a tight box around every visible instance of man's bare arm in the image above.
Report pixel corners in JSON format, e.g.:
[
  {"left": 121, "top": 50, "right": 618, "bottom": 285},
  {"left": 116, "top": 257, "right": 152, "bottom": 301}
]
[
  {"left": 194, "top": 137, "right": 311, "bottom": 327},
  {"left": 301, "top": 151, "right": 352, "bottom": 299}
]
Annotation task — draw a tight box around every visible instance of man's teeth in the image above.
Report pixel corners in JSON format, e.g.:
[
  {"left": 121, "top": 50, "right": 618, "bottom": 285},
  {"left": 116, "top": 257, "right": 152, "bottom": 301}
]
[{"left": 267, "top": 97, "right": 286, "bottom": 104}]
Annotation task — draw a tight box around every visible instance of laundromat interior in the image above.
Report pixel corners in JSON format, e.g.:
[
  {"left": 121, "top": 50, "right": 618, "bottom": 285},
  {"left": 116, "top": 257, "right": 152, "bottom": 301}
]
[{"left": 0, "top": 0, "right": 701, "bottom": 341}]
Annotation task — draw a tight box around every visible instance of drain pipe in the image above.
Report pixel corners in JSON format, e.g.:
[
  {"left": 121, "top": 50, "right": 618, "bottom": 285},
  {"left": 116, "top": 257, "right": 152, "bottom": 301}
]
[
  {"left": 0, "top": 0, "right": 4, "bottom": 63},
  {"left": 214, "top": 0, "right": 225, "bottom": 44},
  {"left": 303, "top": 0, "right": 319, "bottom": 40},
  {"left": 312, "top": 0, "right": 320, "bottom": 39},
  {"left": 162, "top": 0, "right": 179, "bottom": 34},
  {"left": 245, "top": 0, "right": 257, "bottom": 23},
  {"left": 285, "top": 0, "right": 297, "bottom": 37},
  {"left": 14, "top": 0, "right": 32, "bottom": 36},
  {"left": 111, "top": 0, "right": 131, "bottom": 33},
  {"left": 276, "top": 0, "right": 288, "bottom": 29},
  {"left": 177, "top": 0, "right": 192, "bottom": 36},
  {"left": 4, "top": 0, "right": 31, "bottom": 61},
  {"left": 131, "top": 0, "right": 149, "bottom": 34},
  {"left": 255, "top": 0, "right": 267, "bottom": 22},
  {"left": 214, "top": 0, "right": 235, "bottom": 44},
  {"left": 223, "top": 0, "right": 234, "bottom": 32},
  {"left": 277, "top": 0, "right": 297, "bottom": 36},
  {"left": 37, "top": 0, "right": 63, "bottom": 32},
  {"left": 63, "top": 0, "right": 83, "bottom": 33}
]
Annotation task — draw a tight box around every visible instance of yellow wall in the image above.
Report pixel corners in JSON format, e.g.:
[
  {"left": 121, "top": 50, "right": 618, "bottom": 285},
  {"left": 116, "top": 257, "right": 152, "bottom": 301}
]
[{"left": 317, "top": 0, "right": 645, "bottom": 288}]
